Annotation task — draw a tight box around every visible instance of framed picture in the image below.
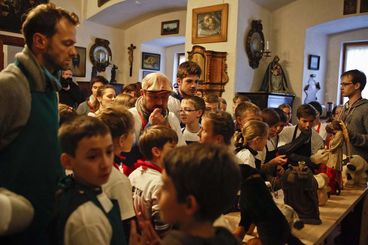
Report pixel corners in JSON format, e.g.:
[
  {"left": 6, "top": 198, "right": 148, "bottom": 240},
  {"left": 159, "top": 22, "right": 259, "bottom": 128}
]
[
  {"left": 161, "top": 20, "right": 180, "bottom": 35},
  {"left": 361, "top": 0, "right": 368, "bottom": 13},
  {"left": 142, "top": 52, "right": 161, "bottom": 71},
  {"left": 192, "top": 3, "right": 228, "bottom": 44},
  {"left": 343, "top": 0, "right": 357, "bottom": 15},
  {"left": 0, "top": 0, "right": 49, "bottom": 33},
  {"left": 308, "top": 55, "right": 320, "bottom": 70},
  {"left": 71, "top": 46, "right": 86, "bottom": 77},
  {"left": 142, "top": 70, "right": 154, "bottom": 78}
]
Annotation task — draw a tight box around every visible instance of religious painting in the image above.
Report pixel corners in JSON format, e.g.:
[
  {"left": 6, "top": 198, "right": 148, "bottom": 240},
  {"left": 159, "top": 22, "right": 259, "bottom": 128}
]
[
  {"left": 142, "top": 52, "right": 160, "bottom": 71},
  {"left": 71, "top": 46, "right": 86, "bottom": 77},
  {"left": 161, "top": 20, "right": 179, "bottom": 35},
  {"left": 0, "top": 0, "right": 49, "bottom": 33},
  {"left": 343, "top": 0, "right": 357, "bottom": 15},
  {"left": 142, "top": 70, "right": 153, "bottom": 78},
  {"left": 192, "top": 3, "right": 228, "bottom": 44}
]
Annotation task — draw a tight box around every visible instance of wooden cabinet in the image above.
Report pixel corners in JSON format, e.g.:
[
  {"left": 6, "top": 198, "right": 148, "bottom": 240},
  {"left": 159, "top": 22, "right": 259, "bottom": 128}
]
[
  {"left": 238, "top": 92, "right": 295, "bottom": 110},
  {"left": 187, "top": 45, "right": 228, "bottom": 96}
]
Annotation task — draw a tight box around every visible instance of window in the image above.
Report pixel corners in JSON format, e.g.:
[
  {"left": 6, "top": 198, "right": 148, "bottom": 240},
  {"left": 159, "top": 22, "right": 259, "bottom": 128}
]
[
  {"left": 341, "top": 42, "right": 368, "bottom": 103},
  {"left": 177, "top": 53, "right": 185, "bottom": 67}
]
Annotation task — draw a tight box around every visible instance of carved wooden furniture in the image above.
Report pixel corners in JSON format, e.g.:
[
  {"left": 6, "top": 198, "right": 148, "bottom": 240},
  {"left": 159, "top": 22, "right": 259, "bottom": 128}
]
[{"left": 187, "top": 45, "right": 228, "bottom": 96}]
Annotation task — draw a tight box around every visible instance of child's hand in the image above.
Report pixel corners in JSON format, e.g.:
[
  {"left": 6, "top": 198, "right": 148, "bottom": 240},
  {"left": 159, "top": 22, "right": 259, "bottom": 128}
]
[
  {"left": 130, "top": 210, "right": 161, "bottom": 245},
  {"left": 271, "top": 155, "right": 288, "bottom": 165}
]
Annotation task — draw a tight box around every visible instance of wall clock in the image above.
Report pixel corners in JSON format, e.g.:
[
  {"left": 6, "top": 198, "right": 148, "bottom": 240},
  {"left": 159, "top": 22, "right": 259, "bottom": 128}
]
[
  {"left": 89, "top": 38, "right": 112, "bottom": 72},
  {"left": 246, "top": 20, "right": 265, "bottom": 69}
]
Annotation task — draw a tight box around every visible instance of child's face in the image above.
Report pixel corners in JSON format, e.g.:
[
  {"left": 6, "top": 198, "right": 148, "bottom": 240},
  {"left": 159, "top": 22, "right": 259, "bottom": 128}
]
[
  {"left": 198, "top": 117, "right": 218, "bottom": 144},
  {"left": 268, "top": 124, "right": 279, "bottom": 138},
  {"left": 120, "top": 128, "right": 135, "bottom": 153},
  {"left": 156, "top": 142, "right": 177, "bottom": 166},
  {"left": 65, "top": 134, "right": 114, "bottom": 186},
  {"left": 205, "top": 102, "right": 219, "bottom": 113},
  {"left": 179, "top": 100, "right": 201, "bottom": 125},
  {"left": 158, "top": 170, "right": 187, "bottom": 225},
  {"left": 253, "top": 135, "right": 268, "bottom": 151}
]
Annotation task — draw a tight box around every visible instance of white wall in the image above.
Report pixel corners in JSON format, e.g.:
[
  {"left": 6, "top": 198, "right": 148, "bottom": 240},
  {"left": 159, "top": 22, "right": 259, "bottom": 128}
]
[
  {"left": 124, "top": 10, "right": 186, "bottom": 84},
  {"left": 165, "top": 44, "right": 185, "bottom": 84},
  {"left": 272, "top": 0, "right": 367, "bottom": 110},
  {"left": 325, "top": 28, "right": 368, "bottom": 104}
]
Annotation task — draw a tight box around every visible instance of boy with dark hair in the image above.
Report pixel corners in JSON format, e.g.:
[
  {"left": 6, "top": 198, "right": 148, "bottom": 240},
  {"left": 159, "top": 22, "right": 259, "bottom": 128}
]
[
  {"left": 179, "top": 95, "right": 205, "bottom": 144},
  {"left": 203, "top": 94, "right": 220, "bottom": 113},
  {"left": 129, "top": 125, "right": 178, "bottom": 236},
  {"left": 130, "top": 143, "right": 242, "bottom": 244},
  {"left": 51, "top": 115, "right": 127, "bottom": 245},
  {"left": 168, "top": 61, "right": 202, "bottom": 119}
]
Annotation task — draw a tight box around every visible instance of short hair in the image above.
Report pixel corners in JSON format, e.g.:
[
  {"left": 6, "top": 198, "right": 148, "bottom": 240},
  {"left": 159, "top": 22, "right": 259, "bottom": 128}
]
[
  {"left": 22, "top": 3, "right": 79, "bottom": 48},
  {"left": 203, "top": 111, "right": 235, "bottom": 145},
  {"left": 219, "top": 97, "right": 227, "bottom": 105},
  {"left": 96, "top": 85, "right": 116, "bottom": 98},
  {"left": 182, "top": 96, "right": 205, "bottom": 116},
  {"left": 122, "top": 83, "right": 140, "bottom": 98},
  {"left": 139, "top": 125, "right": 178, "bottom": 160},
  {"left": 59, "top": 115, "right": 110, "bottom": 156},
  {"left": 308, "top": 101, "right": 322, "bottom": 115},
  {"left": 234, "top": 102, "right": 261, "bottom": 119},
  {"left": 296, "top": 104, "right": 317, "bottom": 119},
  {"left": 241, "top": 120, "right": 269, "bottom": 145},
  {"left": 261, "top": 108, "right": 280, "bottom": 127},
  {"left": 177, "top": 61, "right": 202, "bottom": 79},
  {"left": 164, "top": 143, "right": 241, "bottom": 222},
  {"left": 58, "top": 103, "right": 77, "bottom": 126},
  {"left": 203, "top": 94, "right": 219, "bottom": 104},
  {"left": 90, "top": 76, "right": 109, "bottom": 87},
  {"left": 232, "top": 93, "right": 250, "bottom": 104},
  {"left": 278, "top": 103, "right": 291, "bottom": 111},
  {"left": 96, "top": 104, "right": 134, "bottom": 139},
  {"left": 341, "top": 69, "right": 367, "bottom": 91},
  {"left": 273, "top": 108, "right": 288, "bottom": 123},
  {"left": 114, "top": 93, "right": 136, "bottom": 108}
]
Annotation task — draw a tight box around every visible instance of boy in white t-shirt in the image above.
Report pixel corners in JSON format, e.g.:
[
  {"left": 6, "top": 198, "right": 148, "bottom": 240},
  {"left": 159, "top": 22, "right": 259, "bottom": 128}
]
[
  {"left": 129, "top": 125, "right": 177, "bottom": 236},
  {"left": 179, "top": 95, "right": 205, "bottom": 144}
]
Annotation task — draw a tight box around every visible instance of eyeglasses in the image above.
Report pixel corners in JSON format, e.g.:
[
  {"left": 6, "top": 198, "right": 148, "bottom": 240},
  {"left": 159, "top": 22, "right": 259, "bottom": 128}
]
[
  {"left": 179, "top": 108, "right": 198, "bottom": 113},
  {"left": 340, "top": 82, "right": 354, "bottom": 87}
]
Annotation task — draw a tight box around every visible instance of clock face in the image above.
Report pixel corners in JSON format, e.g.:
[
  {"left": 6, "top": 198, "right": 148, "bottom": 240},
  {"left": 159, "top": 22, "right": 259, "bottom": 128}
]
[{"left": 93, "top": 46, "right": 109, "bottom": 63}]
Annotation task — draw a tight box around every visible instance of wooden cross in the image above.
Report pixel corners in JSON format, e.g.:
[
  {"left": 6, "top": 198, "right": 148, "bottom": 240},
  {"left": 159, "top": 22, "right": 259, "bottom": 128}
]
[{"left": 128, "top": 43, "right": 136, "bottom": 77}]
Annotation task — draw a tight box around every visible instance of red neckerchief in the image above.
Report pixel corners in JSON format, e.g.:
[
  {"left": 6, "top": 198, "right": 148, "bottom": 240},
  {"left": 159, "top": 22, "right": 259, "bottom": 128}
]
[
  {"left": 315, "top": 122, "right": 321, "bottom": 133},
  {"left": 138, "top": 160, "right": 162, "bottom": 173}
]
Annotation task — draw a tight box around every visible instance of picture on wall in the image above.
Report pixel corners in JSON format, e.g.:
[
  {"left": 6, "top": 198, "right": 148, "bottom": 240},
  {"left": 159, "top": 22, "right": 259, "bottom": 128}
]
[
  {"left": 308, "top": 55, "right": 320, "bottom": 71},
  {"left": 192, "top": 3, "right": 228, "bottom": 44},
  {"left": 142, "top": 52, "right": 160, "bottom": 71},
  {"left": 142, "top": 70, "right": 154, "bottom": 78},
  {"left": 161, "top": 20, "right": 180, "bottom": 35},
  {"left": 0, "top": 0, "right": 49, "bottom": 33},
  {"left": 343, "top": 0, "right": 357, "bottom": 15},
  {"left": 71, "top": 46, "right": 86, "bottom": 77}
]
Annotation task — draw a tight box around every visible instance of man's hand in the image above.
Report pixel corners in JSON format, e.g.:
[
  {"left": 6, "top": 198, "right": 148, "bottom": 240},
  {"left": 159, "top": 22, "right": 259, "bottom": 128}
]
[{"left": 149, "top": 108, "right": 167, "bottom": 126}]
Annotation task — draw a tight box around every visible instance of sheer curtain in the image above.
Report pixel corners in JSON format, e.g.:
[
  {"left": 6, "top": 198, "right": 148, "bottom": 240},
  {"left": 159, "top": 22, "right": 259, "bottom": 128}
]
[{"left": 343, "top": 43, "right": 368, "bottom": 103}]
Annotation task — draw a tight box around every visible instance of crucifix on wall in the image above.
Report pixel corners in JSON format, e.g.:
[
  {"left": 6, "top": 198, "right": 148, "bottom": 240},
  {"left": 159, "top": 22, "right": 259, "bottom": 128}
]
[{"left": 128, "top": 43, "right": 136, "bottom": 77}]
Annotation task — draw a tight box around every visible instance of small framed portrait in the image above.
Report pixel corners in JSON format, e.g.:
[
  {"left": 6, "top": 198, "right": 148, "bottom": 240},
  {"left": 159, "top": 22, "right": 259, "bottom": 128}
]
[
  {"left": 343, "top": 0, "right": 357, "bottom": 15},
  {"left": 142, "top": 52, "right": 161, "bottom": 71},
  {"left": 308, "top": 55, "right": 320, "bottom": 71},
  {"left": 71, "top": 46, "right": 86, "bottom": 77},
  {"left": 161, "top": 20, "right": 180, "bottom": 35},
  {"left": 192, "top": 3, "right": 228, "bottom": 44}
]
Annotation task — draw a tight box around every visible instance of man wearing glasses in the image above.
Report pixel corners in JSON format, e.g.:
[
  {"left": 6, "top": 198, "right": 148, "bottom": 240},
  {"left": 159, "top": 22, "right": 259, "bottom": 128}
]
[
  {"left": 168, "top": 61, "right": 201, "bottom": 119},
  {"left": 338, "top": 69, "right": 368, "bottom": 161}
]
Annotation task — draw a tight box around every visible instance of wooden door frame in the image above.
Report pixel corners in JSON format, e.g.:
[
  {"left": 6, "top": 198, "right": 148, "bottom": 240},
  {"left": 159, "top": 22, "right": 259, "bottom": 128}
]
[{"left": 0, "top": 34, "right": 25, "bottom": 70}]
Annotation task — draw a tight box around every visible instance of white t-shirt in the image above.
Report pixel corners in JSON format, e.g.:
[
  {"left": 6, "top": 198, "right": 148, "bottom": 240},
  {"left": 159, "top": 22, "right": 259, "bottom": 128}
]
[
  {"left": 102, "top": 167, "right": 135, "bottom": 220},
  {"left": 236, "top": 148, "right": 256, "bottom": 168},
  {"left": 182, "top": 127, "right": 200, "bottom": 144}
]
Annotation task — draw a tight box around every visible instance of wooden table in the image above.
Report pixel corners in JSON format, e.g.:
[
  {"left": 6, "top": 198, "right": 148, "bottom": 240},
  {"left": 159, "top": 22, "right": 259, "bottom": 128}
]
[
  {"left": 293, "top": 187, "right": 368, "bottom": 245},
  {"left": 218, "top": 187, "right": 368, "bottom": 245}
]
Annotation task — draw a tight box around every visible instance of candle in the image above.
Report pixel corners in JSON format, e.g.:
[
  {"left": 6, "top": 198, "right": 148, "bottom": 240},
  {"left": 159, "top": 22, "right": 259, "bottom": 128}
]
[{"left": 265, "top": 41, "right": 270, "bottom": 51}]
